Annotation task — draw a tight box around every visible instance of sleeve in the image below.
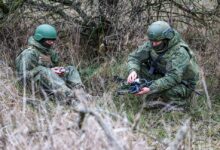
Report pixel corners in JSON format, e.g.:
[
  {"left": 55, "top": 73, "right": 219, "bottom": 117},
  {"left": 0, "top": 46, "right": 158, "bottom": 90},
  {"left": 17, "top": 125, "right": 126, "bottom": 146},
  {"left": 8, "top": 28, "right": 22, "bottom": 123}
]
[
  {"left": 50, "top": 50, "right": 60, "bottom": 66},
  {"left": 16, "top": 50, "right": 40, "bottom": 79},
  {"left": 149, "top": 47, "right": 190, "bottom": 92},
  {"left": 127, "top": 42, "right": 150, "bottom": 74}
]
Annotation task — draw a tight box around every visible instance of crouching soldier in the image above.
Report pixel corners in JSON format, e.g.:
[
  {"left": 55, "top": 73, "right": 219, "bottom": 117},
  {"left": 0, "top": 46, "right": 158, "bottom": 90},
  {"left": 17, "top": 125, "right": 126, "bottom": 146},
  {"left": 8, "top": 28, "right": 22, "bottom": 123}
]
[
  {"left": 127, "top": 21, "right": 200, "bottom": 108},
  {"left": 16, "top": 24, "right": 89, "bottom": 104}
]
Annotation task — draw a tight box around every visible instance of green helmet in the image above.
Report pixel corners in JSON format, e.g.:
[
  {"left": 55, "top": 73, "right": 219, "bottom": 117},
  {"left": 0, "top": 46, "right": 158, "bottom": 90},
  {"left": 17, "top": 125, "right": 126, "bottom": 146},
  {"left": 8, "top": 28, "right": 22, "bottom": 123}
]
[
  {"left": 33, "top": 24, "right": 57, "bottom": 41},
  {"left": 147, "top": 21, "right": 174, "bottom": 41}
]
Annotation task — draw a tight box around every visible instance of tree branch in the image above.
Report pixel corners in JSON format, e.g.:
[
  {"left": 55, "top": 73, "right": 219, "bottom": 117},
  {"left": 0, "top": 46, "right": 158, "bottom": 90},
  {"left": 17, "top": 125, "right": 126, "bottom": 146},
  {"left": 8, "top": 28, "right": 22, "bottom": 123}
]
[
  {"left": 49, "top": 0, "right": 90, "bottom": 22},
  {"left": 73, "top": 104, "right": 124, "bottom": 150}
]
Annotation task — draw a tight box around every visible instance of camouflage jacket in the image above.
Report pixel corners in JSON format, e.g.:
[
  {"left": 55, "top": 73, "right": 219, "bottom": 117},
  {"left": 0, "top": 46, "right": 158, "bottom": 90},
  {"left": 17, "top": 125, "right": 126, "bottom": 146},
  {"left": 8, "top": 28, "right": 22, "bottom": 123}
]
[
  {"left": 128, "top": 30, "right": 200, "bottom": 92},
  {"left": 16, "top": 36, "right": 59, "bottom": 78}
]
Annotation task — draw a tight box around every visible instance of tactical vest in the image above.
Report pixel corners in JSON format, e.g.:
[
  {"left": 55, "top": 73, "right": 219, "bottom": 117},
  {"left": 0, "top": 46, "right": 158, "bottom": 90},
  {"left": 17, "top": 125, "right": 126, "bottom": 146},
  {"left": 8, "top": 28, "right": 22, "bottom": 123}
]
[
  {"left": 28, "top": 46, "right": 54, "bottom": 68},
  {"left": 148, "top": 42, "right": 196, "bottom": 76}
]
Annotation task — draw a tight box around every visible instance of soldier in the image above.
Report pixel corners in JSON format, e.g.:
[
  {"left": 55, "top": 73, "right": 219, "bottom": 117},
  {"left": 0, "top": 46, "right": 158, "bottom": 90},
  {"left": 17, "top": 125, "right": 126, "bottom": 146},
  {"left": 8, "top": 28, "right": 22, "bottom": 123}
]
[
  {"left": 16, "top": 24, "right": 88, "bottom": 104},
  {"left": 127, "top": 21, "right": 200, "bottom": 107}
]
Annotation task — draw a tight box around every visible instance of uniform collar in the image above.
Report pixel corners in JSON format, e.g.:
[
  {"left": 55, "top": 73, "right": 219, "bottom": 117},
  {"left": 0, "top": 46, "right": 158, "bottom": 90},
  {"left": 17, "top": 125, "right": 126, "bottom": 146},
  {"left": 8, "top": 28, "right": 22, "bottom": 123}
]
[{"left": 28, "top": 36, "right": 52, "bottom": 55}]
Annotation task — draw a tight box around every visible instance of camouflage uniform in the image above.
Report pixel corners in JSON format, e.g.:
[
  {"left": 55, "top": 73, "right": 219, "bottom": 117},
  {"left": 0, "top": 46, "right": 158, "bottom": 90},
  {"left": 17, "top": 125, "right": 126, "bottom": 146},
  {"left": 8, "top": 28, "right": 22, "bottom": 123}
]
[
  {"left": 16, "top": 36, "right": 83, "bottom": 100},
  {"left": 128, "top": 30, "right": 200, "bottom": 102}
]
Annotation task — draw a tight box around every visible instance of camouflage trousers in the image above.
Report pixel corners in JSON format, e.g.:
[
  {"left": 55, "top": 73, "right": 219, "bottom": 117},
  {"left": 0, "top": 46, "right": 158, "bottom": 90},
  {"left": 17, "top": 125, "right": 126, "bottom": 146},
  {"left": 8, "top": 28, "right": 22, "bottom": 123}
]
[
  {"left": 140, "top": 67, "right": 193, "bottom": 104},
  {"left": 21, "top": 65, "right": 84, "bottom": 101}
]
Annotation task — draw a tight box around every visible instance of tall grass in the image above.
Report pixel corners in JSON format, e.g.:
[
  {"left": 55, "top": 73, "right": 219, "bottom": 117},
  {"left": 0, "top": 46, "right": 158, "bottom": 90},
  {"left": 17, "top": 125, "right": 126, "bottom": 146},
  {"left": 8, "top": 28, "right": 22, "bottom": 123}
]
[{"left": 0, "top": 1, "right": 219, "bottom": 149}]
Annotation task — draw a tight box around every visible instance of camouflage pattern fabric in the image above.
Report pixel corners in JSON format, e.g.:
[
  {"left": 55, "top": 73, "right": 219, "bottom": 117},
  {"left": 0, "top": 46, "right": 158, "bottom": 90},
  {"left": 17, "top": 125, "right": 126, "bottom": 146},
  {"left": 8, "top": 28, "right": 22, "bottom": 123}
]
[
  {"left": 16, "top": 36, "right": 83, "bottom": 100},
  {"left": 128, "top": 30, "right": 200, "bottom": 102}
]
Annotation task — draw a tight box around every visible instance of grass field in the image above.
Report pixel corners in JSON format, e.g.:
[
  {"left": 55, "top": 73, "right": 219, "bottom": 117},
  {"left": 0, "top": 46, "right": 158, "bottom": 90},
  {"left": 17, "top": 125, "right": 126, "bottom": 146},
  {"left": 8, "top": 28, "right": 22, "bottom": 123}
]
[{"left": 0, "top": 59, "right": 219, "bottom": 150}]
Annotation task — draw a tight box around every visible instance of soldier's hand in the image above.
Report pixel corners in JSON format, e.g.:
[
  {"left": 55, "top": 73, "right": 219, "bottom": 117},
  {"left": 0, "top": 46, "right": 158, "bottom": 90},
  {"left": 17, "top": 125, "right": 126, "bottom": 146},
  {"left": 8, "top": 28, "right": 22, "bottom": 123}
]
[
  {"left": 51, "top": 67, "right": 65, "bottom": 76},
  {"left": 135, "top": 87, "right": 150, "bottom": 95},
  {"left": 127, "top": 71, "right": 138, "bottom": 83}
]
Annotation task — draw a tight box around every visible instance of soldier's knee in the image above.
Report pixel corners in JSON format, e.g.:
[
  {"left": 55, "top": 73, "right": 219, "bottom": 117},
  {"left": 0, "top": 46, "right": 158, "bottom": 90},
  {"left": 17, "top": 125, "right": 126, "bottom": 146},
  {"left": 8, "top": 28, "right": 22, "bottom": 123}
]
[
  {"left": 63, "top": 66, "right": 79, "bottom": 76},
  {"left": 65, "top": 65, "right": 77, "bottom": 72}
]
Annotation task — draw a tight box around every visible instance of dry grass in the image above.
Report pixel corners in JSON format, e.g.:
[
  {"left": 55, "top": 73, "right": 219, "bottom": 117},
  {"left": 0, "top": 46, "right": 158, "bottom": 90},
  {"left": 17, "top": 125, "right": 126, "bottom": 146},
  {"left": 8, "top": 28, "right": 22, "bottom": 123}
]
[
  {"left": 0, "top": 61, "right": 219, "bottom": 150},
  {"left": 0, "top": 1, "right": 219, "bottom": 149},
  {"left": 0, "top": 63, "right": 158, "bottom": 149}
]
